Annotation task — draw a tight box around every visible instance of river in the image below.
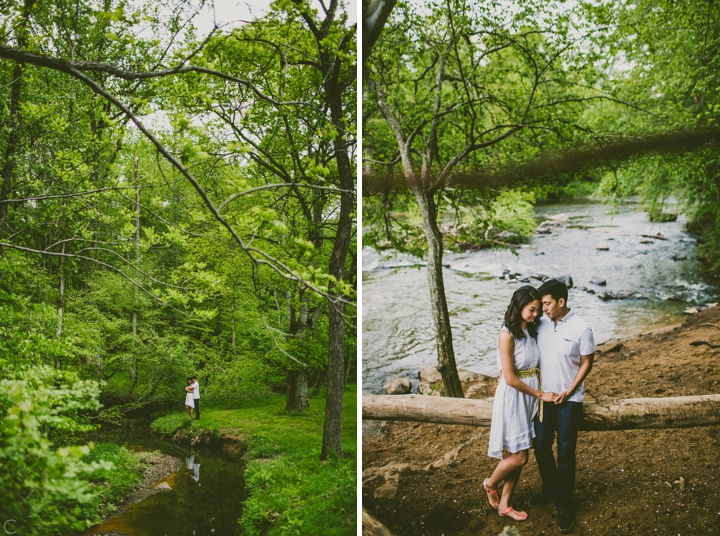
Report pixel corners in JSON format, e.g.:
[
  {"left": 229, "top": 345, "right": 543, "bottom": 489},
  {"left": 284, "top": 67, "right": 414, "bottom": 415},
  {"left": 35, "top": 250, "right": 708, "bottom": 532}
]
[
  {"left": 362, "top": 199, "right": 719, "bottom": 393},
  {"left": 85, "top": 422, "right": 245, "bottom": 536}
]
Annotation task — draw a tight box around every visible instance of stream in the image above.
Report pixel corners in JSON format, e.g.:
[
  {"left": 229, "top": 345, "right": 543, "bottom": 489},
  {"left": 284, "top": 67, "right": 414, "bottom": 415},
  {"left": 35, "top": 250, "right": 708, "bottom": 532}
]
[
  {"left": 85, "top": 422, "right": 245, "bottom": 536},
  {"left": 362, "top": 199, "right": 719, "bottom": 393}
]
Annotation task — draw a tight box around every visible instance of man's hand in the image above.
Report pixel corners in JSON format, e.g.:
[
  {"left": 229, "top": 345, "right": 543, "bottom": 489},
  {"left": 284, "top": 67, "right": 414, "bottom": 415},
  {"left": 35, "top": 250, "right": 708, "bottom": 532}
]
[{"left": 554, "top": 391, "right": 570, "bottom": 404}]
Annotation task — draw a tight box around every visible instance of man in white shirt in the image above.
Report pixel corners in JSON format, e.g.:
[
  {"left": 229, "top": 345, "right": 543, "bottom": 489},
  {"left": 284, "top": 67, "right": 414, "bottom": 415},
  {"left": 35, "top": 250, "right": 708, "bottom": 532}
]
[
  {"left": 530, "top": 279, "right": 595, "bottom": 534},
  {"left": 191, "top": 375, "right": 200, "bottom": 420}
]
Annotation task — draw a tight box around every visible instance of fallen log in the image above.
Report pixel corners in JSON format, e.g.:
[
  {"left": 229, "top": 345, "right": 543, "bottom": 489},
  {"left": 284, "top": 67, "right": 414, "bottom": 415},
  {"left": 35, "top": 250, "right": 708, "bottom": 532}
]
[
  {"left": 362, "top": 508, "right": 394, "bottom": 536},
  {"left": 362, "top": 393, "right": 720, "bottom": 431}
]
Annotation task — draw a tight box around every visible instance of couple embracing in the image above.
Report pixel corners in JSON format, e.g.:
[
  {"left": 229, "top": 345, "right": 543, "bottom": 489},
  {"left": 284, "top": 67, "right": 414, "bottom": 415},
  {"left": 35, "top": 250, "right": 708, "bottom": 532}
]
[{"left": 483, "top": 279, "right": 595, "bottom": 534}]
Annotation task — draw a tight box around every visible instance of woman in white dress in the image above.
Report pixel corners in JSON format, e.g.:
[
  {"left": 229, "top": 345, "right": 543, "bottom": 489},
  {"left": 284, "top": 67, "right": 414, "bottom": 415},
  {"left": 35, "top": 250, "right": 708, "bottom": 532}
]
[
  {"left": 483, "top": 286, "right": 557, "bottom": 521},
  {"left": 184, "top": 377, "right": 195, "bottom": 419}
]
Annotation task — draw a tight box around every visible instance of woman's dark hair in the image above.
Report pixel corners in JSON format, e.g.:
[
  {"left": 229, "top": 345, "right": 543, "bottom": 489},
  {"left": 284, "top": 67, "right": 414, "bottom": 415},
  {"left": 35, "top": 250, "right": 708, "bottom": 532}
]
[{"left": 504, "top": 285, "right": 542, "bottom": 339}]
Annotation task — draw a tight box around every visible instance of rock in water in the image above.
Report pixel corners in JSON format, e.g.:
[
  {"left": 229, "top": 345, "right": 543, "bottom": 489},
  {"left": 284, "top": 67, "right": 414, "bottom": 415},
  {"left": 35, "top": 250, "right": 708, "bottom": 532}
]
[
  {"left": 536, "top": 220, "right": 564, "bottom": 233},
  {"left": 556, "top": 274, "right": 574, "bottom": 288},
  {"left": 589, "top": 275, "right": 607, "bottom": 286},
  {"left": 155, "top": 482, "right": 172, "bottom": 491},
  {"left": 596, "top": 240, "right": 610, "bottom": 250},
  {"left": 549, "top": 213, "right": 570, "bottom": 222},
  {"left": 383, "top": 378, "right": 412, "bottom": 395}
]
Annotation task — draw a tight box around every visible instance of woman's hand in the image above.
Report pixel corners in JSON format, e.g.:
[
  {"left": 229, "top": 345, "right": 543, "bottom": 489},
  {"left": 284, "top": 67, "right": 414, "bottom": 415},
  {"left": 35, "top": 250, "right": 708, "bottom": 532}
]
[{"left": 539, "top": 391, "right": 557, "bottom": 402}]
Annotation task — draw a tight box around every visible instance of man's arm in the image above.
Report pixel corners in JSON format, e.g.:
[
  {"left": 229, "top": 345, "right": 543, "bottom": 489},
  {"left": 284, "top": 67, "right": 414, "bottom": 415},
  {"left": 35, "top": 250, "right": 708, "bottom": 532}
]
[{"left": 554, "top": 352, "right": 594, "bottom": 404}]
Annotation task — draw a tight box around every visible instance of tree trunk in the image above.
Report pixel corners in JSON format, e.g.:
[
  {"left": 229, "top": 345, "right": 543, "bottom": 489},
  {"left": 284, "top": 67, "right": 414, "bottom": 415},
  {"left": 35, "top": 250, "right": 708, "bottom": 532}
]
[
  {"left": 0, "top": 0, "right": 33, "bottom": 242},
  {"left": 362, "top": 394, "right": 720, "bottom": 430},
  {"left": 412, "top": 188, "right": 464, "bottom": 398},
  {"left": 231, "top": 295, "right": 236, "bottom": 357},
  {"left": 285, "top": 370, "right": 309, "bottom": 412},
  {"left": 320, "top": 84, "right": 354, "bottom": 460},
  {"left": 55, "top": 243, "right": 65, "bottom": 370},
  {"left": 130, "top": 157, "right": 139, "bottom": 391},
  {"left": 362, "top": 0, "right": 397, "bottom": 64}
]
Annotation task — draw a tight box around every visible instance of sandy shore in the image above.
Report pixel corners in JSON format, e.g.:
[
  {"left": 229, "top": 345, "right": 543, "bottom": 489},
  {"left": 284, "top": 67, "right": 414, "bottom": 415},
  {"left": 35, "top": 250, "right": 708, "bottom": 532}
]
[{"left": 362, "top": 306, "right": 720, "bottom": 535}]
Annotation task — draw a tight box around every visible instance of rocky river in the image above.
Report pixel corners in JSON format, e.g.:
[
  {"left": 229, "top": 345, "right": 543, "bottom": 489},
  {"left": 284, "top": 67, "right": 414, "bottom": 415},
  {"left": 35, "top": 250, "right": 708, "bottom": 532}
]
[{"left": 362, "top": 199, "right": 719, "bottom": 393}]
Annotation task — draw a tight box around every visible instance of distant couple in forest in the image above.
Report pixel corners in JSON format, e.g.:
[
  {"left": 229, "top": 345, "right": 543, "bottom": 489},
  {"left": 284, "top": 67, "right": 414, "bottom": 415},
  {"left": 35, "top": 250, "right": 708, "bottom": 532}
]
[
  {"left": 483, "top": 279, "right": 595, "bottom": 534},
  {"left": 184, "top": 376, "right": 200, "bottom": 420}
]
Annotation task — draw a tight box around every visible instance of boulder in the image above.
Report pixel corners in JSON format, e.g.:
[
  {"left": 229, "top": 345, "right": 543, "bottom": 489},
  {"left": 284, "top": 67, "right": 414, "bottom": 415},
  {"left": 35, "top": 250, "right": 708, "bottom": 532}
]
[
  {"left": 596, "top": 240, "right": 610, "bottom": 250},
  {"left": 383, "top": 378, "right": 412, "bottom": 395},
  {"left": 684, "top": 307, "right": 700, "bottom": 314},
  {"left": 549, "top": 213, "right": 570, "bottom": 222},
  {"left": 465, "top": 382, "right": 491, "bottom": 399},
  {"left": 536, "top": 220, "right": 564, "bottom": 233},
  {"left": 598, "top": 291, "right": 632, "bottom": 301},
  {"left": 589, "top": 275, "right": 607, "bottom": 286},
  {"left": 155, "top": 482, "right": 172, "bottom": 491},
  {"left": 419, "top": 365, "right": 442, "bottom": 383},
  {"left": 555, "top": 274, "right": 574, "bottom": 288},
  {"left": 418, "top": 382, "right": 443, "bottom": 396},
  {"left": 458, "top": 369, "right": 480, "bottom": 382},
  {"left": 374, "top": 483, "right": 398, "bottom": 500}
]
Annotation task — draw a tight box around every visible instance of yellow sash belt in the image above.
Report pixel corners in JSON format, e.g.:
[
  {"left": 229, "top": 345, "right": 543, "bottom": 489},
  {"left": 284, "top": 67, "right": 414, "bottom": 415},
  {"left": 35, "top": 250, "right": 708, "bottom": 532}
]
[{"left": 515, "top": 367, "right": 543, "bottom": 422}]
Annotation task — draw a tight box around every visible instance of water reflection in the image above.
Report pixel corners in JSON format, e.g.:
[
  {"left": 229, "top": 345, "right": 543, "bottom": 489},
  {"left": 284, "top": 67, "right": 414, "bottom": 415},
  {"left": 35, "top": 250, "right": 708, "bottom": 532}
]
[
  {"left": 186, "top": 453, "right": 200, "bottom": 482},
  {"left": 362, "top": 200, "right": 719, "bottom": 392}
]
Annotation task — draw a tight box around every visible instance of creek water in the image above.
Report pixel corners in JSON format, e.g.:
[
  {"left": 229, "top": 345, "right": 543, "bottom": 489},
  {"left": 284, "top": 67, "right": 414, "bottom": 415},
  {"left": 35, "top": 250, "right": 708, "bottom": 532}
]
[
  {"left": 362, "top": 199, "right": 719, "bottom": 393},
  {"left": 85, "top": 422, "right": 245, "bottom": 536}
]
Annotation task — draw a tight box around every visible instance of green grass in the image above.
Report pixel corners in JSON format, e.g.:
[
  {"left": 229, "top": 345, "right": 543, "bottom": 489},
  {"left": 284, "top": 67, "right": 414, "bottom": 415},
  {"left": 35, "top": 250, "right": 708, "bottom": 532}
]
[
  {"left": 80, "top": 442, "right": 144, "bottom": 523},
  {"left": 150, "top": 387, "right": 357, "bottom": 535}
]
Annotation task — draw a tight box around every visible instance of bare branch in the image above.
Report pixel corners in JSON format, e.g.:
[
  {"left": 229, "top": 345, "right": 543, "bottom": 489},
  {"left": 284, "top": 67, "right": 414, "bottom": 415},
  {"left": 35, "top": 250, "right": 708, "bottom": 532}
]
[
  {"left": 0, "top": 186, "right": 136, "bottom": 204},
  {"left": 218, "top": 183, "right": 351, "bottom": 212}
]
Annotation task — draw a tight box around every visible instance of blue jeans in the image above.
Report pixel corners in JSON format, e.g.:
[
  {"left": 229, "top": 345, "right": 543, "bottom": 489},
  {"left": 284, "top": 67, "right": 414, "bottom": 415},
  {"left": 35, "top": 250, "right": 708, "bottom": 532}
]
[{"left": 533, "top": 401, "right": 583, "bottom": 513}]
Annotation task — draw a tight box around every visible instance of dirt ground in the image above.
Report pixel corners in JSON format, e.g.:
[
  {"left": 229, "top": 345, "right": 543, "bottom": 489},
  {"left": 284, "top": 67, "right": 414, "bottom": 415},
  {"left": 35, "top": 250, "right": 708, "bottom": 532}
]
[{"left": 362, "top": 305, "right": 720, "bottom": 536}]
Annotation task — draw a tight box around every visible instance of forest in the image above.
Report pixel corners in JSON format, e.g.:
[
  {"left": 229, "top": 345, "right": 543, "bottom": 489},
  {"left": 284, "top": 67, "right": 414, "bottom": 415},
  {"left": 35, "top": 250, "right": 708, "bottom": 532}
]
[{"left": 0, "top": 0, "right": 356, "bottom": 534}]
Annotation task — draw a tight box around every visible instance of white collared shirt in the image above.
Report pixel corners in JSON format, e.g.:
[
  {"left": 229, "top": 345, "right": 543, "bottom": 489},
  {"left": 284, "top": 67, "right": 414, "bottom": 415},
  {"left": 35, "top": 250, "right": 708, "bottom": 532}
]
[
  {"left": 536, "top": 310, "right": 595, "bottom": 403},
  {"left": 193, "top": 380, "right": 200, "bottom": 399}
]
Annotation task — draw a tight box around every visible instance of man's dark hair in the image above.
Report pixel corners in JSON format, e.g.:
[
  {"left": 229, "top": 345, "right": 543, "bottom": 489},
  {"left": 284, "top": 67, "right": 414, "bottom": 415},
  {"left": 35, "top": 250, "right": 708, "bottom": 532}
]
[
  {"left": 538, "top": 279, "right": 568, "bottom": 303},
  {"left": 192, "top": 376, "right": 197, "bottom": 381}
]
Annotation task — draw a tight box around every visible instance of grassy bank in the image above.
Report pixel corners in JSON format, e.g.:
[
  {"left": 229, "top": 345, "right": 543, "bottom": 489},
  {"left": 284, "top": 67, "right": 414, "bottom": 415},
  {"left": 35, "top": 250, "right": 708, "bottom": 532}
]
[
  {"left": 79, "top": 443, "right": 144, "bottom": 527},
  {"left": 150, "top": 387, "right": 357, "bottom": 535}
]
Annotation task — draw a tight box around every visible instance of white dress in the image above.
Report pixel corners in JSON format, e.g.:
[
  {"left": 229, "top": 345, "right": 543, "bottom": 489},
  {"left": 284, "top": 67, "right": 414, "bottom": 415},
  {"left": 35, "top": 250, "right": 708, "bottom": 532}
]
[
  {"left": 185, "top": 389, "right": 195, "bottom": 408},
  {"left": 487, "top": 325, "right": 540, "bottom": 459}
]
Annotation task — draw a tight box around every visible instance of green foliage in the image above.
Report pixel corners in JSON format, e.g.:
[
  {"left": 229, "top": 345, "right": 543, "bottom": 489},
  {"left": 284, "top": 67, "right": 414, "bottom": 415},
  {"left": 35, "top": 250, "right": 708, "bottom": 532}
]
[
  {"left": 0, "top": 367, "right": 104, "bottom": 534},
  {"left": 79, "top": 443, "right": 144, "bottom": 521}
]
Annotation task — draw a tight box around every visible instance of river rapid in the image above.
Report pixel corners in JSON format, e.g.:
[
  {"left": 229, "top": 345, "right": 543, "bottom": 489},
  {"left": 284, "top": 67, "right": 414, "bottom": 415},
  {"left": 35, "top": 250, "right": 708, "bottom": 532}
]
[{"left": 362, "top": 199, "right": 719, "bottom": 393}]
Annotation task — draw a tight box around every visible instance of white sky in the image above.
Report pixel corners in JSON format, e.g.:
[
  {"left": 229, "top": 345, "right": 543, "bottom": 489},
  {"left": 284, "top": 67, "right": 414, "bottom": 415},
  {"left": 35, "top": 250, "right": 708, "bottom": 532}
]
[{"left": 192, "top": 0, "right": 357, "bottom": 34}]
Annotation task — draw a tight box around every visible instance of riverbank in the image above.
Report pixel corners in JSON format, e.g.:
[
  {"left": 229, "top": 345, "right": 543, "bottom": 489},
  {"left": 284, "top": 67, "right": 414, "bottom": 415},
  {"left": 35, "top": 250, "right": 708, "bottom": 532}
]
[
  {"left": 362, "top": 307, "right": 720, "bottom": 535},
  {"left": 151, "top": 388, "right": 357, "bottom": 535}
]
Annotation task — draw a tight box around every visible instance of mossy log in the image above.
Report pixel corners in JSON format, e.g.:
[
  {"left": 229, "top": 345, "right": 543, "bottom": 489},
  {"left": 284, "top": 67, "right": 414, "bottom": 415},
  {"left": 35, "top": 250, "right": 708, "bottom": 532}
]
[{"left": 362, "top": 394, "right": 720, "bottom": 430}]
